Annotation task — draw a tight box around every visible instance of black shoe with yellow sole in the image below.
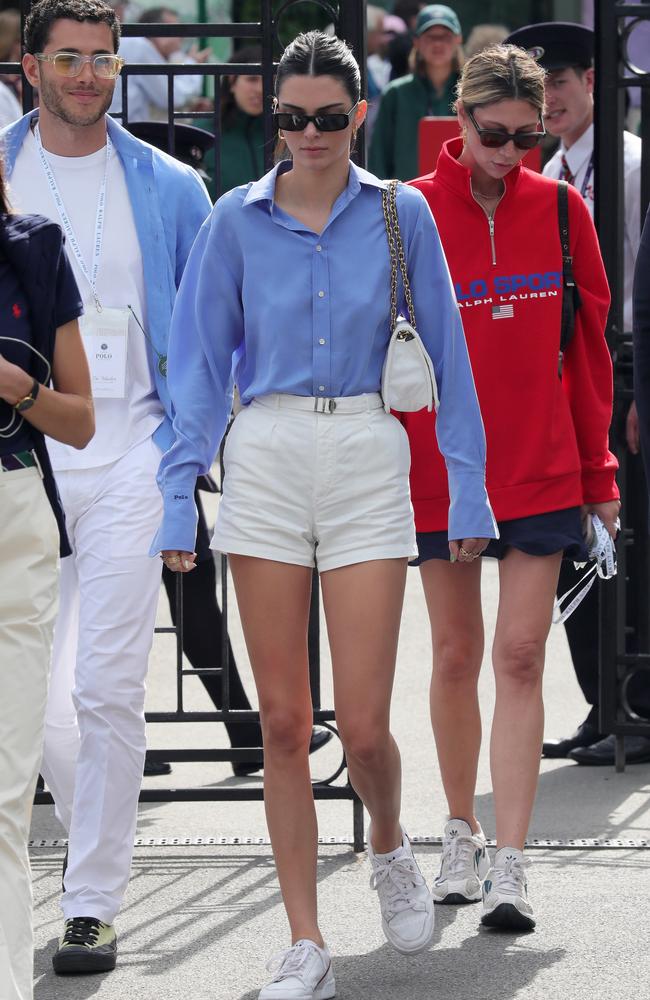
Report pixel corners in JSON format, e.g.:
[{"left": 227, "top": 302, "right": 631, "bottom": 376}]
[{"left": 52, "top": 917, "right": 117, "bottom": 974}]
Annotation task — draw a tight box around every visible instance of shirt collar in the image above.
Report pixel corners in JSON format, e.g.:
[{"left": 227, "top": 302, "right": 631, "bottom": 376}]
[
  {"left": 434, "top": 136, "right": 523, "bottom": 198},
  {"left": 242, "top": 159, "right": 388, "bottom": 207},
  {"left": 562, "top": 122, "right": 593, "bottom": 173}
]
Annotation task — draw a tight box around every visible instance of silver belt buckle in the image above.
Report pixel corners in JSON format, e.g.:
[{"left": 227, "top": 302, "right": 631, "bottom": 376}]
[{"left": 314, "top": 397, "right": 337, "bottom": 414}]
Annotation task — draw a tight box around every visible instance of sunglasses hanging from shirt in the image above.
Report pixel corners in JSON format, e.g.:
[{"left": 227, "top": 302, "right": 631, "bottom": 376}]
[
  {"left": 128, "top": 306, "right": 167, "bottom": 377},
  {"left": 380, "top": 180, "right": 439, "bottom": 414},
  {"left": 467, "top": 108, "right": 546, "bottom": 150}
]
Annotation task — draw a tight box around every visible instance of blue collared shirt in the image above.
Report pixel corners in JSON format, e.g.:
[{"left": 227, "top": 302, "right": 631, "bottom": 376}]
[{"left": 153, "top": 160, "right": 497, "bottom": 553}]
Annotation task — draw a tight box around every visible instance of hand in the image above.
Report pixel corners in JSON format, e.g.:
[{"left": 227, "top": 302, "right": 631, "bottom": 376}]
[
  {"left": 449, "top": 537, "right": 490, "bottom": 563},
  {"left": 161, "top": 550, "right": 197, "bottom": 573},
  {"left": 0, "top": 354, "right": 33, "bottom": 406},
  {"left": 188, "top": 44, "right": 212, "bottom": 63},
  {"left": 626, "top": 400, "right": 640, "bottom": 455},
  {"left": 583, "top": 500, "right": 621, "bottom": 540}
]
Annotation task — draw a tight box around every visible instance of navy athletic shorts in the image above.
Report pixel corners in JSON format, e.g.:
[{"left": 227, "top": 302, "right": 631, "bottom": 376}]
[{"left": 411, "top": 506, "right": 588, "bottom": 566}]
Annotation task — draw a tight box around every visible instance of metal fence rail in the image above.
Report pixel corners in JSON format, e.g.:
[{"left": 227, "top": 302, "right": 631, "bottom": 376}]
[{"left": 595, "top": 0, "right": 650, "bottom": 770}]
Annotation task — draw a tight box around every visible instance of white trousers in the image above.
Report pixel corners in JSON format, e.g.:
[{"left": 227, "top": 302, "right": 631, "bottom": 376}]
[
  {"left": 40, "top": 437, "right": 163, "bottom": 923},
  {"left": 0, "top": 466, "right": 59, "bottom": 1000}
]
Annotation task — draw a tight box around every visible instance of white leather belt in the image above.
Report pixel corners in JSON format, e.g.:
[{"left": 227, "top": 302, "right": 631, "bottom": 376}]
[{"left": 255, "top": 392, "right": 384, "bottom": 414}]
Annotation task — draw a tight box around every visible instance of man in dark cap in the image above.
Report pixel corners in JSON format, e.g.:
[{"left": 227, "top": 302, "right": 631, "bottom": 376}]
[
  {"left": 506, "top": 21, "right": 649, "bottom": 767},
  {"left": 506, "top": 21, "right": 641, "bottom": 331}
]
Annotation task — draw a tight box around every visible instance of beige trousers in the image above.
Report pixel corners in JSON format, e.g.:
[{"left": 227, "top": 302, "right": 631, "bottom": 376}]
[{"left": 0, "top": 465, "right": 59, "bottom": 1000}]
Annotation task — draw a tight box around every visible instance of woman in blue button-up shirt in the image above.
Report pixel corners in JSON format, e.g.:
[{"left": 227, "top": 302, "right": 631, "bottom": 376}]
[{"left": 157, "top": 30, "right": 495, "bottom": 999}]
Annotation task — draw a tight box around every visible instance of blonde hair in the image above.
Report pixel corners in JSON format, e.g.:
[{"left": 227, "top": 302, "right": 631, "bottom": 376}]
[
  {"left": 464, "top": 24, "right": 510, "bottom": 60},
  {"left": 454, "top": 43, "right": 546, "bottom": 115}
]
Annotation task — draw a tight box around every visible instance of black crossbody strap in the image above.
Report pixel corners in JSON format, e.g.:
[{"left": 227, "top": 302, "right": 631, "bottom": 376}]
[{"left": 558, "top": 180, "right": 580, "bottom": 377}]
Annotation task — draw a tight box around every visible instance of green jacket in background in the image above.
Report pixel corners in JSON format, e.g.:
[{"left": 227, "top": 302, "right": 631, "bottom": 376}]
[
  {"left": 369, "top": 72, "right": 459, "bottom": 182},
  {"left": 220, "top": 108, "right": 266, "bottom": 194},
  {"left": 200, "top": 108, "right": 266, "bottom": 198}
]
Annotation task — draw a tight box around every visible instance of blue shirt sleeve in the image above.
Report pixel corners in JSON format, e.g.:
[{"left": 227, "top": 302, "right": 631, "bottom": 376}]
[
  {"left": 150, "top": 199, "right": 245, "bottom": 554},
  {"left": 398, "top": 186, "right": 498, "bottom": 541}
]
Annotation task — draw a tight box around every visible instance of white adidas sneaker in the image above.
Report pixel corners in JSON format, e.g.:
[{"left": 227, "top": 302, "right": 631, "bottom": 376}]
[
  {"left": 258, "top": 939, "right": 335, "bottom": 1000},
  {"left": 481, "top": 847, "right": 535, "bottom": 930},
  {"left": 368, "top": 824, "right": 435, "bottom": 954},
  {"left": 431, "top": 818, "right": 490, "bottom": 904}
]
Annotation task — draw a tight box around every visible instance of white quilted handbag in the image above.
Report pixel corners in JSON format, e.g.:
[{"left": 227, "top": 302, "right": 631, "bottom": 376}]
[{"left": 380, "top": 180, "right": 439, "bottom": 414}]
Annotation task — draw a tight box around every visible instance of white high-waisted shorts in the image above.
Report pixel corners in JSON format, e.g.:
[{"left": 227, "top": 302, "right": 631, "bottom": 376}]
[{"left": 211, "top": 393, "right": 417, "bottom": 572}]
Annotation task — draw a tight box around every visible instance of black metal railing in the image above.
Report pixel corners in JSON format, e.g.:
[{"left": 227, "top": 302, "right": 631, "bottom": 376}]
[{"left": 595, "top": 0, "right": 650, "bottom": 770}]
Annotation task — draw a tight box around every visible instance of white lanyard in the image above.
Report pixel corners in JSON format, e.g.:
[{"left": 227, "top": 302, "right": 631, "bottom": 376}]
[
  {"left": 34, "top": 122, "right": 112, "bottom": 312},
  {"left": 553, "top": 515, "right": 618, "bottom": 625}
]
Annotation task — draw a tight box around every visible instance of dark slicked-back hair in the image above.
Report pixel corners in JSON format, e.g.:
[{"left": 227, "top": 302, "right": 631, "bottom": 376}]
[
  {"left": 275, "top": 30, "right": 360, "bottom": 106},
  {"left": 25, "top": 0, "right": 121, "bottom": 55}
]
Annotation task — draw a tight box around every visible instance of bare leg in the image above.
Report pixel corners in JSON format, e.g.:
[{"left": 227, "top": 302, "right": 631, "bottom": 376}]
[
  {"left": 320, "top": 559, "right": 407, "bottom": 853},
  {"left": 228, "top": 556, "right": 320, "bottom": 945},
  {"left": 492, "top": 549, "right": 562, "bottom": 850},
  {"left": 419, "top": 559, "right": 484, "bottom": 831}
]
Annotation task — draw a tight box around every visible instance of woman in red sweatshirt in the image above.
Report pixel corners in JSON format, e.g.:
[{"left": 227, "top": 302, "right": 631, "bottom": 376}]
[{"left": 402, "top": 44, "right": 619, "bottom": 930}]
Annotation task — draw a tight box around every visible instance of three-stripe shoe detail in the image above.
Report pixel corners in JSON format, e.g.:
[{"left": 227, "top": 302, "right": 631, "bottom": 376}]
[{"left": 432, "top": 819, "right": 490, "bottom": 904}]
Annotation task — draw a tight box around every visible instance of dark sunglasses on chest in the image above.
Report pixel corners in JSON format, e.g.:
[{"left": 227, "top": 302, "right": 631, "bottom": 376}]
[
  {"left": 468, "top": 108, "right": 546, "bottom": 150},
  {"left": 273, "top": 103, "right": 358, "bottom": 133}
]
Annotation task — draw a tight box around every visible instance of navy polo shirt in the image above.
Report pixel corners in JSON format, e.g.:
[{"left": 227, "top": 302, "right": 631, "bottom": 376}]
[{"left": 0, "top": 246, "right": 82, "bottom": 457}]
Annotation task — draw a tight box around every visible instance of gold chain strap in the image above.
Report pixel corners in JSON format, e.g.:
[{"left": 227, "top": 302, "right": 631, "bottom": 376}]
[
  {"left": 382, "top": 182, "right": 399, "bottom": 329},
  {"left": 381, "top": 180, "right": 417, "bottom": 330}
]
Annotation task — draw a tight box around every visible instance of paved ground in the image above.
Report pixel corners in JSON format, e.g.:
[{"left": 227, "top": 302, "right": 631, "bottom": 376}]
[{"left": 30, "top": 540, "right": 650, "bottom": 1000}]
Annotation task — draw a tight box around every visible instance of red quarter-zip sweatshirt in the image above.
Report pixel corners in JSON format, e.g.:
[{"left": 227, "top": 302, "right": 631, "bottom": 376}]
[{"left": 402, "top": 138, "right": 619, "bottom": 531}]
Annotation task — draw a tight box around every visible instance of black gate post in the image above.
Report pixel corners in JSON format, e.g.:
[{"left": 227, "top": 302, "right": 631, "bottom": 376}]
[
  {"left": 337, "top": 0, "right": 367, "bottom": 166},
  {"left": 595, "top": 1, "right": 650, "bottom": 771}
]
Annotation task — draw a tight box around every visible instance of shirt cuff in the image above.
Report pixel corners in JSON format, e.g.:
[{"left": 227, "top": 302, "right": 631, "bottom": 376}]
[
  {"left": 149, "top": 487, "right": 199, "bottom": 556},
  {"left": 447, "top": 470, "right": 499, "bottom": 541}
]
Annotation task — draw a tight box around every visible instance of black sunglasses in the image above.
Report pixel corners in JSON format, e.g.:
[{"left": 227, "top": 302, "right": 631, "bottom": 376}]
[
  {"left": 467, "top": 109, "right": 546, "bottom": 150},
  {"left": 273, "top": 103, "right": 358, "bottom": 133}
]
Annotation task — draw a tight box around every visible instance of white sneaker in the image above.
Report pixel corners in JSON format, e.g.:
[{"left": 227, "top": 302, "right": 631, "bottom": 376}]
[
  {"left": 481, "top": 847, "right": 535, "bottom": 930},
  {"left": 258, "top": 939, "right": 335, "bottom": 1000},
  {"left": 431, "top": 818, "right": 490, "bottom": 904},
  {"left": 368, "top": 824, "right": 435, "bottom": 954}
]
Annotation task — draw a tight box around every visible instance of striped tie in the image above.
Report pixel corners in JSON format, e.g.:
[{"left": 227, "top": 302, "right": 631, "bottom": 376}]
[{"left": 560, "top": 154, "right": 574, "bottom": 185}]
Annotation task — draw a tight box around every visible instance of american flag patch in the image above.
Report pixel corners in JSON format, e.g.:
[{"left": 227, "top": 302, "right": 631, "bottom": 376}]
[{"left": 492, "top": 304, "right": 514, "bottom": 319}]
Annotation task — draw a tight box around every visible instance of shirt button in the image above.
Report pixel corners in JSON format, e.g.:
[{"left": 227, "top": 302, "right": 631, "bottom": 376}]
[
  {"left": 319, "top": 338, "right": 326, "bottom": 345},
  {"left": 315, "top": 244, "right": 322, "bottom": 252},
  {"left": 319, "top": 385, "right": 325, "bottom": 392},
  {"left": 318, "top": 290, "right": 325, "bottom": 298}
]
